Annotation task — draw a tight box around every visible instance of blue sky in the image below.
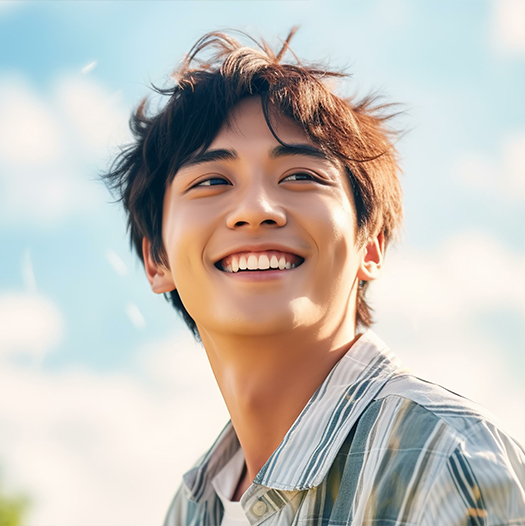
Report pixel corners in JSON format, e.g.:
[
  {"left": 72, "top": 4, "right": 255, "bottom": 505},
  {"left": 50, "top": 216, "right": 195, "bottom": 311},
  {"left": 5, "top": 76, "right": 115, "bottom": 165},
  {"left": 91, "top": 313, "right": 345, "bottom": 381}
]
[{"left": 0, "top": 1, "right": 524, "bottom": 525}]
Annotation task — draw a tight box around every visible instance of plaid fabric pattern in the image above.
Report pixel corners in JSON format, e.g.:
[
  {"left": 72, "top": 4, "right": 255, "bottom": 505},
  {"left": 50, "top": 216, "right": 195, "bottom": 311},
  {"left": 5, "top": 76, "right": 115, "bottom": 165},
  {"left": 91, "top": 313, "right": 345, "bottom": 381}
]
[{"left": 164, "top": 330, "right": 525, "bottom": 526}]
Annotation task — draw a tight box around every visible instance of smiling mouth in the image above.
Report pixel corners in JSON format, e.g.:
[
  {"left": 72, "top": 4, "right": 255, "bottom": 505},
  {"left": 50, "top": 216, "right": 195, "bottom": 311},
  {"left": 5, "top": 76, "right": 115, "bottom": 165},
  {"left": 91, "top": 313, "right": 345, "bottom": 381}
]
[{"left": 214, "top": 250, "right": 305, "bottom": 273}]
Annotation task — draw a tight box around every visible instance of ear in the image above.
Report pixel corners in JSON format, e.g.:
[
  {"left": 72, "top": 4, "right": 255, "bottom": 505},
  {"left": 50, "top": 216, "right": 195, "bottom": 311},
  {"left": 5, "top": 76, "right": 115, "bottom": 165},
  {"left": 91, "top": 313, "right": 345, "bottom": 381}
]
[
  {"left": 357, "top": 231, "right": 385, "bottom": 283},
  {"left": 142, "top": 237, "right": 176, "bottom": 294}
]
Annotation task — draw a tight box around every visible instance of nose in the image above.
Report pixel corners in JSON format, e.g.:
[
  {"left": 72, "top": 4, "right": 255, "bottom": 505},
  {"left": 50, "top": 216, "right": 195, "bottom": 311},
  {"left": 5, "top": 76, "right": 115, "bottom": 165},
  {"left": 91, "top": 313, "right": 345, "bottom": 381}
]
[{"left": 225, "top": 184, "right": 287, "bottom": 230}]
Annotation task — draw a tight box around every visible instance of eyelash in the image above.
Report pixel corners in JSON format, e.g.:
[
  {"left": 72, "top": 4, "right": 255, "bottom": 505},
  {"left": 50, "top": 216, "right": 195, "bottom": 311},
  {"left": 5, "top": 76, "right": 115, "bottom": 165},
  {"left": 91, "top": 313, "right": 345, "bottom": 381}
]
[
  {"left": 283, "top": 172, "right": 318, "bottom": 182},
  {"left": 192, "top": 172, "right": 318, "bottom": 188},
  {"left": 194, "top": 177, "right": 231, "bottom": 187}
]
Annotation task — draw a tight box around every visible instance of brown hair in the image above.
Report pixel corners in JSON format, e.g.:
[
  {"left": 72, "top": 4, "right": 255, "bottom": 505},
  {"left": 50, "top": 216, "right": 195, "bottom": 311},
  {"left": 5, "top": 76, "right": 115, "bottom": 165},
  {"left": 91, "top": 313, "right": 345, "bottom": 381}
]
[{"left": 101, "top": 28, "right": 404, "bottom": 341}]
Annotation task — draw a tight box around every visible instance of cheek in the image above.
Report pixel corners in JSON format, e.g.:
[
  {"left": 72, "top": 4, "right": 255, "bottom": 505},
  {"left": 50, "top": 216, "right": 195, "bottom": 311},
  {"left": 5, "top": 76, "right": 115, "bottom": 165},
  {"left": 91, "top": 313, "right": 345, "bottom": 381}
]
[
  {"left": 312, "top": 207, "right": 362, "bottom": 307},
  {"left": 163, "top": 207, "right": 212, "bottom": 280},
  {"left": 307, "top": 197, "right": 357, "bottom": 262}
]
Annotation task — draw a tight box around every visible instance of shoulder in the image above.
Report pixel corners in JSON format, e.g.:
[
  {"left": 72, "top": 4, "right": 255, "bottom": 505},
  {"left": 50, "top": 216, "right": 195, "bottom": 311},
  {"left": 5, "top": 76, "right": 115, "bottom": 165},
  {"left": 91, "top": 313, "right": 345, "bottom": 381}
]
[
  {"left": 373, "top": 372, "right": 525, "bottom": 455},
  {"left": 354, "top": 373, "right": 525, "bottom": 525}
]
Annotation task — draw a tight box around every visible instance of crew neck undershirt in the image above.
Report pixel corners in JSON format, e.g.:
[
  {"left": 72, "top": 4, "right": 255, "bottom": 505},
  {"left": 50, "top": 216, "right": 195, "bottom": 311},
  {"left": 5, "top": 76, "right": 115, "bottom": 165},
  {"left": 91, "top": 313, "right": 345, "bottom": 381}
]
[{"left": 211, "top": 446, "right": 250, "bottom": 526}]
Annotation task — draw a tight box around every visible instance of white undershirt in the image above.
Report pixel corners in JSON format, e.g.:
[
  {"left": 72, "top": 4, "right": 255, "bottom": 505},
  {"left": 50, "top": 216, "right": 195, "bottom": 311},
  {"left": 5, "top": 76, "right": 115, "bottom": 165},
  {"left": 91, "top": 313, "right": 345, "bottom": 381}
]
[{"left": 211, "top": 447, "right": 251, "bottom": 526}]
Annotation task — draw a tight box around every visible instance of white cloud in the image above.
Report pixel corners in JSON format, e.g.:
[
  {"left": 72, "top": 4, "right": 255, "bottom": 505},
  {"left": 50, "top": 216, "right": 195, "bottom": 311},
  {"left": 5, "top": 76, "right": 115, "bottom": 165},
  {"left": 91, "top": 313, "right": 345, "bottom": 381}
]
[
  {"left": 0, "top": 331, "right": 228, "bottom": 526},
  {"left": 54, "top": 76, "right": 129, "bottom": 155},
  {"left": 373, "top": 231, "right": 525, "bottom": 327},
  {"left": 133, "top": 332, "right": 218, "bottom": 394},
  {"left": 0, "top": 293, "right": 64, "bottom": 362},
  {"left": 454, "top": 131, "right": 525, "bottom": 200},
  {"left": 0, "top": 74, "right": 130, "bottom": 227},
  {"left": 0, "top": 163, "right": 105, "bottom": 227},
  {"left": 491, "top": 0, "right": 525, "bottom": 55},
  {"left": 0, "top": 77, "right": 63, "bottom": 165}
]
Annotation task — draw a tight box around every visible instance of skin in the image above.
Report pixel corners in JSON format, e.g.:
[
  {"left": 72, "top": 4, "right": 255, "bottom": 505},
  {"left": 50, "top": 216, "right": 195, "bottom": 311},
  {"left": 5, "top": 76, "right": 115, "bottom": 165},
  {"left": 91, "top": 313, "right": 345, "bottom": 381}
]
[{"left": 143, "top": 96, "right": 384, "bottom": 501}]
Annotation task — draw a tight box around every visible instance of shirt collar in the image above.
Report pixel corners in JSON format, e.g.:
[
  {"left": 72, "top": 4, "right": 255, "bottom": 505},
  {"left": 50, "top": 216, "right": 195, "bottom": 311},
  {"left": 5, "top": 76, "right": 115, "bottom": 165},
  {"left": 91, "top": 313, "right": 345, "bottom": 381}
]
[
  {"left": 183, "top": 329, "right": 404, "bottom": 501},
  {"left": 211, "top": 447, "right": 248, "bottom": 520}
]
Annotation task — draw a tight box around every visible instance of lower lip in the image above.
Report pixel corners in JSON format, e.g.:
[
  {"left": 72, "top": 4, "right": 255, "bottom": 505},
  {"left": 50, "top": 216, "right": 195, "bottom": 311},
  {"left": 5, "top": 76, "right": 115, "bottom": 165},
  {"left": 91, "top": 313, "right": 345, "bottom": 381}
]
[{"left": 218, "top": 266, "right": 302, "bottom": 282}]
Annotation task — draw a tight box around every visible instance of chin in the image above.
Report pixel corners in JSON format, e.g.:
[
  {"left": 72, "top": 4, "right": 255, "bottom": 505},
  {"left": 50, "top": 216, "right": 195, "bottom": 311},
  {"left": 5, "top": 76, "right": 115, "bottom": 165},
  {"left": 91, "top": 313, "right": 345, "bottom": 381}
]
[
  {"left": 206, "top": 298, "right": 323, "bottom": 336},
  {"left": 210, "top": 309, "right": 299, "bottom": 336}
]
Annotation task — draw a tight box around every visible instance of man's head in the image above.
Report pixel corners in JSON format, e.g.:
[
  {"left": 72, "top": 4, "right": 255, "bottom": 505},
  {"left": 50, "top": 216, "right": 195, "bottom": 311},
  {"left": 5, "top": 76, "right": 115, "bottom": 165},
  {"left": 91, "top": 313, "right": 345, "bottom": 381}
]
[{"left": 102, "top": 29, "right": 403, "bottom": 341}]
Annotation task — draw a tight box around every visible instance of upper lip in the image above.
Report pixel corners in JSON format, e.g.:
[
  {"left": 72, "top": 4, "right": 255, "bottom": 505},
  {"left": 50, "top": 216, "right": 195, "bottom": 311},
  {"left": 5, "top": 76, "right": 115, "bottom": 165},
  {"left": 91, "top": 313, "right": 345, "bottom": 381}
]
[{"left": 212, "top": 243, "right": 307, "bottom": 265}]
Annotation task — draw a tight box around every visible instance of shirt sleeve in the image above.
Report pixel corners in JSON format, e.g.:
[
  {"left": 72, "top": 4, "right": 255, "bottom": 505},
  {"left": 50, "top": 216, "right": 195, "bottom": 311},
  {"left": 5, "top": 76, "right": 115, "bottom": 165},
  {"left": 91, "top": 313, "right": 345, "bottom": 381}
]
[{"left": 421, "top": 422, "right": 525, "bottom": 526}]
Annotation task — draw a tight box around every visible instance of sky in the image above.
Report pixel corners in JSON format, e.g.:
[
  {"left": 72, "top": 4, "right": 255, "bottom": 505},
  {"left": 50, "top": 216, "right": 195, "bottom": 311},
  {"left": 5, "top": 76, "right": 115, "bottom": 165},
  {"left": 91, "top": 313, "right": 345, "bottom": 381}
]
[{"left": 0, "top": 1, "right": 524, "bottom": 525}]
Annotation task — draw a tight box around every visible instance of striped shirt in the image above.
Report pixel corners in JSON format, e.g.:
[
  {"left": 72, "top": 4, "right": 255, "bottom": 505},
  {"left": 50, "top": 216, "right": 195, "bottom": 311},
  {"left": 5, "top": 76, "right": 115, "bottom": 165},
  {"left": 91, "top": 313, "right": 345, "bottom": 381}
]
[{"left": 164, "top": 330, "right": 525, "bottom": 526}]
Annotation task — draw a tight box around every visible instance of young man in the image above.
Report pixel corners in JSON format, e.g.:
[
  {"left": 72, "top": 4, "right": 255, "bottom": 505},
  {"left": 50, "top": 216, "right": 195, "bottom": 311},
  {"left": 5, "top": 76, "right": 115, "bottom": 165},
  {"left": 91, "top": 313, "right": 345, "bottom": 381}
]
[{"left": 103, "top": 30, "right": 525, "bottom": 526}]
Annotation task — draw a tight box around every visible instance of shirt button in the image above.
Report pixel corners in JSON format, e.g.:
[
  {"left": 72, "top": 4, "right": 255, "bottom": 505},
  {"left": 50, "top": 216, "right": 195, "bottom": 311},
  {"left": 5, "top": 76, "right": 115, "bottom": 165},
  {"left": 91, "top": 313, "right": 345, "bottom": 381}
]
[{"left": 252, "top": 500, "right": 268, "bottom": 517}]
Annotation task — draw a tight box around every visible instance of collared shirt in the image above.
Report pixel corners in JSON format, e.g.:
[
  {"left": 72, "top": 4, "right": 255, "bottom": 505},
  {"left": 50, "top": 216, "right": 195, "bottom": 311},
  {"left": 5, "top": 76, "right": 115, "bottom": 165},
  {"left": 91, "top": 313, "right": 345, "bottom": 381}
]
[
  {"left": 164, "top": 330, "right": 525, "bottom": 526},
  {"left": 211, "top": 447, "right": 249, "bottom": 525}
]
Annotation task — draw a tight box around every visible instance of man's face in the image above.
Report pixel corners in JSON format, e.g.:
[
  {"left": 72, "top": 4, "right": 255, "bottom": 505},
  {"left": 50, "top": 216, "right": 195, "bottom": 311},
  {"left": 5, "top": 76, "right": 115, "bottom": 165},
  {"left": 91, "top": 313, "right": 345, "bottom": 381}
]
[{"left": 150, "top": 97, "right": 377, "bottom": 338}]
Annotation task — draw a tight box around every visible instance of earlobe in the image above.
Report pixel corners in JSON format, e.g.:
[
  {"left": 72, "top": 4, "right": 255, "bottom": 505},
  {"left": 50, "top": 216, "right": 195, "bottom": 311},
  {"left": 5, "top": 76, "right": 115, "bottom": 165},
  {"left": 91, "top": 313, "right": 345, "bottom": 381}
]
[
  {"left": 357, "top": 231, "right": 385, "bottom": 283},
  {"left": 142, "top": 237, "right": 176, "bottom": 294}
]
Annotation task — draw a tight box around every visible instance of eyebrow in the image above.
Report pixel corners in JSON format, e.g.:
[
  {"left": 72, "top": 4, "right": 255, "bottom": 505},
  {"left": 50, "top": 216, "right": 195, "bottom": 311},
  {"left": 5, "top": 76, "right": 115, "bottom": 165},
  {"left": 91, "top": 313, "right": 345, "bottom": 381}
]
[{"left": 179, "top": 143, "right": 333, "bottom": 170}]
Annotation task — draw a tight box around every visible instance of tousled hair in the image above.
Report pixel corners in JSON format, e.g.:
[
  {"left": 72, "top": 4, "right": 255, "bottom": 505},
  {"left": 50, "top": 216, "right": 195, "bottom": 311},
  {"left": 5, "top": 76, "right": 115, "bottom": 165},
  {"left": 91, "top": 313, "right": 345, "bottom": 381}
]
[{"left": 101, "top": 28, "right": 404, "bottom": 341}]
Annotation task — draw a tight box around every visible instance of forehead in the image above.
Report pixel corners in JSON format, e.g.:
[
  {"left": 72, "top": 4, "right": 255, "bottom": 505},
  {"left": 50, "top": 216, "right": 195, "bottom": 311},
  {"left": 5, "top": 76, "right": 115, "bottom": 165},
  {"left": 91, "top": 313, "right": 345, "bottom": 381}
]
[{"left": 211, "top": 96, "right": 314, "bottom": 150}]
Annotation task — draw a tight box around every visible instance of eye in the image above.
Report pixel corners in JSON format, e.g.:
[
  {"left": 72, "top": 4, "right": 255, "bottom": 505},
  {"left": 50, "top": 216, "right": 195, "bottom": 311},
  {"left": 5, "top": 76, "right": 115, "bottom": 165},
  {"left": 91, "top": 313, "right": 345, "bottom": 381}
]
[
  {"left": 281, "top": 172, "right": 319, "bottom": 182},
  {"left": 193, "top": 176, "right": 231, "bottom": 188}
]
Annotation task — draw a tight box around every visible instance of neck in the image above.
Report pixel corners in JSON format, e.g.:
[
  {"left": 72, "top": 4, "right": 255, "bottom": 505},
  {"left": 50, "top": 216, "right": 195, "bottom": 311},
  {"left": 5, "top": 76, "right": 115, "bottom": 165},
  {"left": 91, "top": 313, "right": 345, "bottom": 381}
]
[{"left": 198, "top": 311, "right": 360, "bottom": 493}]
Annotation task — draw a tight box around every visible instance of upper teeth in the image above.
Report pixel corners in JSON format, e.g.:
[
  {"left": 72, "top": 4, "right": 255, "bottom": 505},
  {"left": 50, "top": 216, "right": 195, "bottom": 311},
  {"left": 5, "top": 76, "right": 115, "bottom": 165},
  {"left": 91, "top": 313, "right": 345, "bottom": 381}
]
[{"left": 222, "top": 252, "right": 297, "bottom": 273}]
